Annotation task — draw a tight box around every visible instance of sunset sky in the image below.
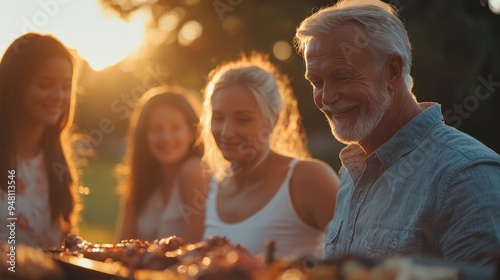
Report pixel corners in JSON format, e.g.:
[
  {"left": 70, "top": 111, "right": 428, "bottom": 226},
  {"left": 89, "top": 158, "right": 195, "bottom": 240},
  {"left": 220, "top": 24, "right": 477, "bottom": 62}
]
[
  {"left": 0, "top": 0, "right": 149, "bottom": 71},
  {"left": 2, "top": 0, "right": 499, "bottom": 71}
]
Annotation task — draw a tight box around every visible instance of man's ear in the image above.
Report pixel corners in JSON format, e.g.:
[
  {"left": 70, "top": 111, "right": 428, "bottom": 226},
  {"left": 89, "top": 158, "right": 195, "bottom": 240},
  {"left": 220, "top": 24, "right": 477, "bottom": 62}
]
[{"left": 386, "top": 54, "right": 403, "bottom": 92}]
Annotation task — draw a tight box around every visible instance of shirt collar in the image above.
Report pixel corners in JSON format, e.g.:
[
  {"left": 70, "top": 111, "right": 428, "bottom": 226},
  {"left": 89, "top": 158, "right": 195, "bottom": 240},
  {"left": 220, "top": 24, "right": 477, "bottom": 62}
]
[
  {"left": 374, "top": 102, "right": 442, "bottom": 166},
  {"left": 340, "top": 102, "right": 442, "bottom": 173}
]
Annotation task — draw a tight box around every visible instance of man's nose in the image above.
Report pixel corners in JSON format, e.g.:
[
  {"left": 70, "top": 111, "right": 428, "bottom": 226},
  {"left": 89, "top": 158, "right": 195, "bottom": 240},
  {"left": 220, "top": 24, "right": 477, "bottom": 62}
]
[{"left": 321, "top": 82, "right": 341, "bottom": 105}]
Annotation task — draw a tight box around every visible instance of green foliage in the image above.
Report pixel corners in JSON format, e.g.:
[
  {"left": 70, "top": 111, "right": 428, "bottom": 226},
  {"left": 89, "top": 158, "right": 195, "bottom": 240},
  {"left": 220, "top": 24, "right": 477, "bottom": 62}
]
[{"left": 76, "top": 0, "right": 500, "bottom": 155}]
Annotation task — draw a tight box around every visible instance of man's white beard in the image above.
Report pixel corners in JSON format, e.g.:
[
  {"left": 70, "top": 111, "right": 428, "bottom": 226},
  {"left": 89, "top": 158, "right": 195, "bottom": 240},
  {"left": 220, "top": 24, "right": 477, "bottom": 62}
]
[{"left": 326, "top": 86, "right": 392, "bottom": 144}]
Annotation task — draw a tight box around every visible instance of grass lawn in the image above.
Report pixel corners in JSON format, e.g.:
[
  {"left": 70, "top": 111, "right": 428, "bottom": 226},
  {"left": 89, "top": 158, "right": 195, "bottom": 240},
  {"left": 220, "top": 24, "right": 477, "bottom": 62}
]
[{"left": 77, "top": 157, "right": 121, "bottom": 243}]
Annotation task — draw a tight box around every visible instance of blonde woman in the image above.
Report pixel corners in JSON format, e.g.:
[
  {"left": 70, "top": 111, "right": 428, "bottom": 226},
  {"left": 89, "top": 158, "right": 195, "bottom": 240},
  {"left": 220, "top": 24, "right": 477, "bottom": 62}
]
[{"left": 201, "top": 54, "right": 339, "bottom": 260}]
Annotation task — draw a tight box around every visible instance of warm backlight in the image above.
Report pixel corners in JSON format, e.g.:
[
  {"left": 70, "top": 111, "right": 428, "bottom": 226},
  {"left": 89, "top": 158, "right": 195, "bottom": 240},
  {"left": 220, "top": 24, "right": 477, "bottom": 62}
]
[{"left": 0, "top": 0, "right": 149, "bottom": 71}]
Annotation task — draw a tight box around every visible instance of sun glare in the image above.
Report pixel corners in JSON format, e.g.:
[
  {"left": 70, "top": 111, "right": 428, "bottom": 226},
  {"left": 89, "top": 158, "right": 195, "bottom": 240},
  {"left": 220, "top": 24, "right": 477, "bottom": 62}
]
[
  {"left": 273, "top": 40, "right": 292, "bottom": 62},
  {"left": 178, "top": 20, "right": 203, "bottom": 46},
  {"left": 0, "top": 0, "right": 149, "bottom": 71}
]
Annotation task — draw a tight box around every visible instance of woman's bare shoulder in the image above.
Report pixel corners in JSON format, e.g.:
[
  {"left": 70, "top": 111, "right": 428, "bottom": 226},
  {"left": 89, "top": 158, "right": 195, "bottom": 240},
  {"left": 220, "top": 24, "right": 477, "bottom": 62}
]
[
  {"left": 178, "top": 156, "right": 208, "bottom": 193},
  {"left": 288, "top": 157, "right": 339, "bottom": 229},
  {"left": 179, "top": 157, "right": 203, "bottom": 175},
  {"left": 292, "top": 157, "right": 339, "bottom": 192},
  {"left": 295, "top": 157, "right": 338, "bottom": 175}
]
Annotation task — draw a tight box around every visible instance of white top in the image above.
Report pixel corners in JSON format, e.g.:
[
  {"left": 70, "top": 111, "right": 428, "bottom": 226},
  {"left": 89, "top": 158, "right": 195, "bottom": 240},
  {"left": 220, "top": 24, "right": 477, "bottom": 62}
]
[
  {"left": 136, "top": 178, "right": 186, "bottom": 241},
  {"left": 0, "top": 152, "right": 63, "bottom": 248},
  {"left": 204, "top": 158, "right": 324, "bottom": 260}
]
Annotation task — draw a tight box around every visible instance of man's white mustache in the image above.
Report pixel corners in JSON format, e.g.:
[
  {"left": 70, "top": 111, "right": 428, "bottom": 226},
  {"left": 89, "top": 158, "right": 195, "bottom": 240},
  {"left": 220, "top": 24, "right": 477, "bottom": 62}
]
[{"left": 321, "top": 101, "right": 358, "bottom": 114}]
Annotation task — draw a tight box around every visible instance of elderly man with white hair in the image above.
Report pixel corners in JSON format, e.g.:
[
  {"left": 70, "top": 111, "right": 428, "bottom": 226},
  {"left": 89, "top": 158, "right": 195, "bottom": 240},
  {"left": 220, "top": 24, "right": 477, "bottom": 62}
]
[{"left": 295, "top": 0, "right": 500, "bottom": 265}]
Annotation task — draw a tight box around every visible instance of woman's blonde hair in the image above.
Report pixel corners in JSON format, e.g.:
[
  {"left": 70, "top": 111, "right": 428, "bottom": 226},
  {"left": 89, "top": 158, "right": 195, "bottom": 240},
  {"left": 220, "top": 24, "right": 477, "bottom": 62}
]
[{"left": 200, "top": 53, "right": 310, "bottom": 181}]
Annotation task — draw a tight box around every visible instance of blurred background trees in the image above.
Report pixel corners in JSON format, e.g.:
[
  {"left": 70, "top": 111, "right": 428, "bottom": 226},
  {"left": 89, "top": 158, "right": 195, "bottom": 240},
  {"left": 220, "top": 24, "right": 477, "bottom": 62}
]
[
  {"left": 76, "top": 0, "right": 500, "bottom": 160},
  {"left": 71, "top": 0, "right": 500, "bottom": 241}
]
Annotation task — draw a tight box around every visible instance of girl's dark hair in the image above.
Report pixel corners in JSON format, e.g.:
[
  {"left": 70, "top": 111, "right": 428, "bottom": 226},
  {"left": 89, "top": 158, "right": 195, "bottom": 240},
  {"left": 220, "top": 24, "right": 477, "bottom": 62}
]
[
  {"left": 118, "top": 85, "right": 202, "bottom": 217},
  {"left": 0, "top": 33, "right": 80, "bottom": 232}
]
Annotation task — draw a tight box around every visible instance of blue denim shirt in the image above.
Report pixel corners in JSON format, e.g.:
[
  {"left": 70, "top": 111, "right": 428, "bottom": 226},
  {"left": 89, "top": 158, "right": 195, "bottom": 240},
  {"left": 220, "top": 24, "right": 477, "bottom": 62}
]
[{"left": 325, "top": 103, "right": 500, "bottom": 265}]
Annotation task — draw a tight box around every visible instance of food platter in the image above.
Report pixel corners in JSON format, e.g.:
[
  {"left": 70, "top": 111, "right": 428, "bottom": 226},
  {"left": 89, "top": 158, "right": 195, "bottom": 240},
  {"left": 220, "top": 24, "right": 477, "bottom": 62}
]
[
  {"left": 2, "top": 235, "right": 499, "bottom": 280},
  {"left": 46, "top": 234, "right": 269, "bottom": 280},
  {"left": 47, "top": 250, "right": 499, "bottom": 280},
  {"left": 50, "top": 252, "right": 132, "bottom": 280}
]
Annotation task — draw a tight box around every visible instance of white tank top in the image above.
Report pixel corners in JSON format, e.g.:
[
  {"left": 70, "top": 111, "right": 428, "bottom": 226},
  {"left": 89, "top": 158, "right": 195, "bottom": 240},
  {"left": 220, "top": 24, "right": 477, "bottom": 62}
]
[
  {"left": 136, "top": 178, "right": 186, "bottom": 241},
  {"left": 204, "top": 158, "right": 324, "bottom": 260}
]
